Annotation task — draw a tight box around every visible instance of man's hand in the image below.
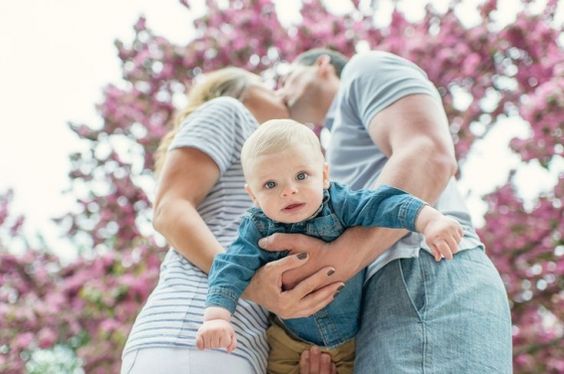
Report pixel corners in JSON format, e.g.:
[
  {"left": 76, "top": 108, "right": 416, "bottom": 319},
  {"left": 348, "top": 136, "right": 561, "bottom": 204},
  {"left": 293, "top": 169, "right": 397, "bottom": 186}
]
[
  {"left": 243, "top": 252, "right": 344, "bottom": 319},
  {"left": 300, "top": 347, "right": 337, "bottom": 374},
  {"left": 258, "top": 233, "right": 361, "bottom": 291}
]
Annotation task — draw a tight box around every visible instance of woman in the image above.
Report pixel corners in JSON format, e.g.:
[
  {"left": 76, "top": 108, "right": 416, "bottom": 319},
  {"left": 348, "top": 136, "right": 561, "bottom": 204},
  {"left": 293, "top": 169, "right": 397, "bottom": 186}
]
[{"left": 121, "top": 68, "right": 342, "bottom": 374}]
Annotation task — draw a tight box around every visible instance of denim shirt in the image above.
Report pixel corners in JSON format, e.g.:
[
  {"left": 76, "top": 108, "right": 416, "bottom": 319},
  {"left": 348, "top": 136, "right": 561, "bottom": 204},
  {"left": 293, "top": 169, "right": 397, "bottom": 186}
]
[{"left": 207, "top": 182, "right": 426, "bottom": 347}]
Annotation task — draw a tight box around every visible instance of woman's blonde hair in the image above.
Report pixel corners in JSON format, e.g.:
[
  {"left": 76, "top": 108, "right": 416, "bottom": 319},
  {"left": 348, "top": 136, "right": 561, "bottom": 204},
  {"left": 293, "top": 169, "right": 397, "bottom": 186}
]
[{"left": 154, "top": 67, "right": 258, "bottom": 173}]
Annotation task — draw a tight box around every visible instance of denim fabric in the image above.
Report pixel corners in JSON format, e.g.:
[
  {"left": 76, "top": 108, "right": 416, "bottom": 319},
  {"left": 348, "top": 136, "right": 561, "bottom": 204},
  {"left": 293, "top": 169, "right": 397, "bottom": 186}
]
[
  {"left": 207, "top": 182, "right": 426, "bottom": 347},
  {"left": 354, "top": 247, "right": 512, "bottom": 373}
]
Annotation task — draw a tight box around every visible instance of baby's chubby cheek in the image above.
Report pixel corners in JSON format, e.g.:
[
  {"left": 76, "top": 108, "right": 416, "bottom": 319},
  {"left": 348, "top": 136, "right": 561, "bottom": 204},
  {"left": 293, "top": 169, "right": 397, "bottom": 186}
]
[{"left": 260, "top": 203, "right": 280, "bottom": 219}]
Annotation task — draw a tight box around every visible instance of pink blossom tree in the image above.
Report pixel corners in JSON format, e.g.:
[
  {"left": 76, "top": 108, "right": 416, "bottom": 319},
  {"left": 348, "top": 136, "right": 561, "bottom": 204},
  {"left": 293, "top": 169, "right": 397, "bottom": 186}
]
[{"left": 1, "top": 0, "right": 562, "bottom": 372}]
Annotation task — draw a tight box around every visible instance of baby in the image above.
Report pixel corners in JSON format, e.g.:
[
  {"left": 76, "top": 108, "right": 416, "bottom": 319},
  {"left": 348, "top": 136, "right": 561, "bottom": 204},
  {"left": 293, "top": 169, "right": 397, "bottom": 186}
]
[{"left": 197, "top": 119, "right": 463, "bottom": 373}]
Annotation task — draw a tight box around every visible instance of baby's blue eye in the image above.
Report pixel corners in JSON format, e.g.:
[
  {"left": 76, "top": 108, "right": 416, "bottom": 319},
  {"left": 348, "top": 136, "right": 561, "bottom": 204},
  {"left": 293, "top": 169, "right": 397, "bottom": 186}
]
[
  {"left": 296, "top": 172, "right": 308, "bottom": 180},
  {"left": 264, "top": 181, "right": 277, "bottom": 189}
]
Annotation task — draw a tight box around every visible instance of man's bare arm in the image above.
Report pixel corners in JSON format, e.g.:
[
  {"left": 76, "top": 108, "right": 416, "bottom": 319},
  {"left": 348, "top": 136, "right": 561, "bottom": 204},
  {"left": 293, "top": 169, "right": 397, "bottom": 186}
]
[
  {"left": 332, "top": 93, "right": 457, "bottom": 274},
  {"left": 261, "top": 94, "right": 457, "bottom": 289}
]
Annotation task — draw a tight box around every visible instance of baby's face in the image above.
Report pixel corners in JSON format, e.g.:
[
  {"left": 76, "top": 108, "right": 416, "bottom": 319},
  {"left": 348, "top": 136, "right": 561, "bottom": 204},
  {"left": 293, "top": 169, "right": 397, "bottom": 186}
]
[{"left": 245, "top": 144, "right": 329, "bottom": 223}]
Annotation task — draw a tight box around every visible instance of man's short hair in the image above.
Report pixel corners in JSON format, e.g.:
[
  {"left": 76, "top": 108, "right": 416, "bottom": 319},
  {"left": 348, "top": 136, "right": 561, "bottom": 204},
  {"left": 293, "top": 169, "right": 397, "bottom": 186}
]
[{"left": 295, "top": 48, "right": 349, "bottom": 78}]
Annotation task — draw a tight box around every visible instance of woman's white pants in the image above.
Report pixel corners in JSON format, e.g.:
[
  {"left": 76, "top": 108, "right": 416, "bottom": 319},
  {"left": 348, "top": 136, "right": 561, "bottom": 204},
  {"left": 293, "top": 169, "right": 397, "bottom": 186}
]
[{"left": 121, "top": 347, "right": 255, "bottom": 374}]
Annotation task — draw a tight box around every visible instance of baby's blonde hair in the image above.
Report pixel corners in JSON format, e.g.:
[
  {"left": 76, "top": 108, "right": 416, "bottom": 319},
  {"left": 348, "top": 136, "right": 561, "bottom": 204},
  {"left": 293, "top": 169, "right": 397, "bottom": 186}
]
[{"left": 241, "top": 119, "right": 323, "bottom": 178}]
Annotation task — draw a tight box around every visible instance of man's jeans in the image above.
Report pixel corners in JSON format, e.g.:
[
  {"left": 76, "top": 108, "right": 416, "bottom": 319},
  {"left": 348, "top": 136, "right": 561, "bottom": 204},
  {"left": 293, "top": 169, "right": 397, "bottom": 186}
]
[{"left": 355, "top": 247, "right": 512, "bottom": 373}]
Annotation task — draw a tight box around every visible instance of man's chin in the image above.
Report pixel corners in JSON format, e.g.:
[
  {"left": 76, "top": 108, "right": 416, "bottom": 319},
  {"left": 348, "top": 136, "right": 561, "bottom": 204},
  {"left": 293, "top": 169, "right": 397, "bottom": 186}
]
[{"left": 289, "top": 106, "right": 317, "bottom": 125}]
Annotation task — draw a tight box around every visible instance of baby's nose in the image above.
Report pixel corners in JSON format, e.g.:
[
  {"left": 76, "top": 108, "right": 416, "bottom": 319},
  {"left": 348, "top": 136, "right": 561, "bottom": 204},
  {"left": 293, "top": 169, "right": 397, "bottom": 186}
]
[{"left": 281, "top": 184, "right": 297, "bottom": 196}]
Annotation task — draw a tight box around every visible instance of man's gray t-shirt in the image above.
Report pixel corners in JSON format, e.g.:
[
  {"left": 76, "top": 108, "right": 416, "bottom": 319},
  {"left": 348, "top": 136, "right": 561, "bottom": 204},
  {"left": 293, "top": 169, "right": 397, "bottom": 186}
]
[{"left": 325, "top": 51, "right": 483, "bottom": 280}]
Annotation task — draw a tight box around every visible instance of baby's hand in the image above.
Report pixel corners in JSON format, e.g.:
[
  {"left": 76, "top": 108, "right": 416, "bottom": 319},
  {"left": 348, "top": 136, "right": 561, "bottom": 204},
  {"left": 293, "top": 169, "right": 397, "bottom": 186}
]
[
  {"left": 422, "top": 215, "right": 463, "bottom": 262},
  {"left": 196, "top": 319, "right": 237, "bottom": 352}
]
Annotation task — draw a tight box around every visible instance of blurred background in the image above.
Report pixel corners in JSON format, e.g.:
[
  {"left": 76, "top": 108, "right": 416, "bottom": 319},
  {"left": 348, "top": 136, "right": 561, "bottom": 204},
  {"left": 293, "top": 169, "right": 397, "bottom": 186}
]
[{"left": 0, "top": 0, "right": 562, "bottom": 372}]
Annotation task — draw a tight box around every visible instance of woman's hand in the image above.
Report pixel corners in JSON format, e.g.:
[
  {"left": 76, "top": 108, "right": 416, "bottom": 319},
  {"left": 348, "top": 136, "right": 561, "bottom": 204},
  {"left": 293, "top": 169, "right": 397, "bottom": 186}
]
[
  {"left": 251, "top": 227, "right": 406, "bottom": 318},
  {"left": 258, "top": 233, "right": 362, "bottom": 292},
  {"left": 242, "top": 253, "right": 344, "bottom": 319}
]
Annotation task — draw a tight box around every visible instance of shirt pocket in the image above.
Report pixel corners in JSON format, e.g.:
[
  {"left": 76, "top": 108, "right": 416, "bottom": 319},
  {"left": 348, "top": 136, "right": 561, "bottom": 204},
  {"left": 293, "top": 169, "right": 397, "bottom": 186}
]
[{"left": 305, "top": 213, "right": 344, "bottom": 241}]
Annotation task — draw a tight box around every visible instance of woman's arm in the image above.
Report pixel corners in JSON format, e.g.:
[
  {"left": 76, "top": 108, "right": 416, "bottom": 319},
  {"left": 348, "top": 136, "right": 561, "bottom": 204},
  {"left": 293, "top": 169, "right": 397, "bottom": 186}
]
[{"left": 153, "top": 147, "right": 223, "bottom": 272}]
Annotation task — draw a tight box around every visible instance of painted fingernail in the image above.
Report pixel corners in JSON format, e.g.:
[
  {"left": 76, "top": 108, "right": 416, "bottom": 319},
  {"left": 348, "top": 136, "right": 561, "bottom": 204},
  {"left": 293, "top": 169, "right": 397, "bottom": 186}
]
[
  {"left": 297, "top": 252, "right": 308, "bottom": 260},
  {"left": 334, "top": 285, "right": 345, "bottom": 298},
  {"left": 327, "top": 269, "right": 335, "bottom": 276}
]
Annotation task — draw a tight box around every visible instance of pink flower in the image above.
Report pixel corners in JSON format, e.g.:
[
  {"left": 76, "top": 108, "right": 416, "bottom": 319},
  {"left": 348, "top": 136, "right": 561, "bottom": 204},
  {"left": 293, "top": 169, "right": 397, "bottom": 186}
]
[
  {"left": 14, "top": 332, "right": 34, "bottom": 350},
  {"left": 37, "top": 328, "right": 57, "bottom": 349}
]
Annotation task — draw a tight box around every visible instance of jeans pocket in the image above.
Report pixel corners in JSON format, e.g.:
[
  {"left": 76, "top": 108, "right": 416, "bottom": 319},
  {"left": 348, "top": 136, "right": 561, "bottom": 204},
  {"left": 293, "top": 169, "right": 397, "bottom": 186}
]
[{"left": 398, "top": 256, "right": 426, "bottom": 321}]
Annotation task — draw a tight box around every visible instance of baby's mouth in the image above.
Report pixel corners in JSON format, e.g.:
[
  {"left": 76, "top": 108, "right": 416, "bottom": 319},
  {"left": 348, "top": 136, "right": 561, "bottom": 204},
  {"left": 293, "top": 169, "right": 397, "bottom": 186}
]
[{"left": 282, "top": 202, "right": 306, "bottom": 212}]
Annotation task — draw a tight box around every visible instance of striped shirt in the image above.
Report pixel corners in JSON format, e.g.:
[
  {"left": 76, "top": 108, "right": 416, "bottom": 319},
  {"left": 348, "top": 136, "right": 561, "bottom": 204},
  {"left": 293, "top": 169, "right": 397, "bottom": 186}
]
[{"left": 122, "top": 97, "right": 269, "bottom": 373}]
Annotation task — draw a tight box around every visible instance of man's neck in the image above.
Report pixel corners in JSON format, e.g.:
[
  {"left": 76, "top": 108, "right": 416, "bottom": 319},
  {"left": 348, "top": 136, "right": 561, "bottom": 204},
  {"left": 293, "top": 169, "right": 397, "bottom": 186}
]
[{"left": 320, "top": 78, "right": 340, "bottom": 119}]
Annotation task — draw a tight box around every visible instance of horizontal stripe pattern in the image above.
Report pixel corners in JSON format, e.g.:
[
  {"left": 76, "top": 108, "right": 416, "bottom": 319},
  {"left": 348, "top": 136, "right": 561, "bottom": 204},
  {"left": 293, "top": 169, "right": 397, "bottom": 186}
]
[{"left": 123, "top": 98, "right": 268, "bottom": 373}]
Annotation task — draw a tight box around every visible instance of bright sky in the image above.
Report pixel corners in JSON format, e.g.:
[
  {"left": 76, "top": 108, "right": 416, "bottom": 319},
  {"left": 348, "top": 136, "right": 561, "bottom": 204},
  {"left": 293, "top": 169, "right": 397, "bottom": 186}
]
[{"left": 0, "top": 0, "right": 561, "bottom": 259}]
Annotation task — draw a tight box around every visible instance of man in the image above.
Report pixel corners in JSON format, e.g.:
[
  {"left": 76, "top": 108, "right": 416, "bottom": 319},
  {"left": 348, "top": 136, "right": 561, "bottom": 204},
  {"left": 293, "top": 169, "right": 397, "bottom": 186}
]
[{"left": 260, "top": 49, "right": 512, "bottom": 373}]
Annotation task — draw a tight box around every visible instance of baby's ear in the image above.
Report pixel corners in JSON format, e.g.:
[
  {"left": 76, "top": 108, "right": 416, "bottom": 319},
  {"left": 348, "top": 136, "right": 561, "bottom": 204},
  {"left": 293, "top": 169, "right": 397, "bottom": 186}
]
[
  {"left": 244, "top": 184, "right": 258, "bottom": 205},
  {"left": 323, "top": 162, "right": 330, "bottom": 189}
]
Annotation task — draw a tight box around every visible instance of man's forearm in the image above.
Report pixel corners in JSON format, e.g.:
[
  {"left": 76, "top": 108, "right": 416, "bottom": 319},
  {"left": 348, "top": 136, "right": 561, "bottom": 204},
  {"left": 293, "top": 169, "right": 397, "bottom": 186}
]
[
  {"left": 375, "top": 140, "right": 456, "bottom": 203},
  {"left": 333, "top": 226, "right": 407, "bottom": 272},
  {"left": 338, "top": 145, "right": 456, "bottom": 273}
]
